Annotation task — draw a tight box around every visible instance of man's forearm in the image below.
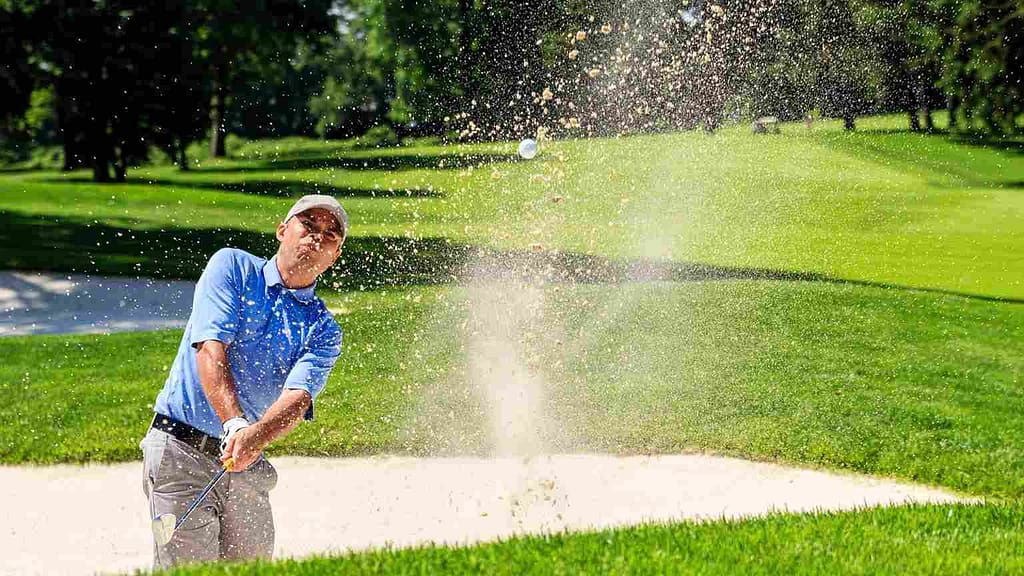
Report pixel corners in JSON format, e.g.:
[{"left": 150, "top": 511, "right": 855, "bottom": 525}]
[
  {"left": 248, "top": 389, "right": 311, "bottom": 450},
  {"left": 195, "top": 340, "right": 244, "bottom": 423}
]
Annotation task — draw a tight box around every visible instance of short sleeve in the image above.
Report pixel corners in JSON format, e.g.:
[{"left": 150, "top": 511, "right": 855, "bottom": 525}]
[
  {"left": 284, "top": 317, "right": 342, "bottom": 420},
  {"left": 189, "top": 248, "right": 241, "bottom": 348}
]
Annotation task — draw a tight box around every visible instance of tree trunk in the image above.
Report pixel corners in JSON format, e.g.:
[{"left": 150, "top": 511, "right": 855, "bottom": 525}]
[
  {"left": 61, "top": 126, "right": 76, "bottom": 172},
  {"left": 909, "top": 109, "right": 921, "bottom": 132},
  {"left": 843, "top": 114, "right": 855, "bottom": 131},
  {"left": 91, "top": 120, "right": 111, "bottom": 182},
  {"left": 113, "top": 144, "right": 127, "bottom": 182},
  {"left": 947, "top": 95, "right": 959, "bottom": 129},
  {"left": 457, "top": 0, "right": 475, "bottom": 111},
  {"left": 177, "top": 138, "right": 189, "bottom": 171},
  {"left": 209, "top": 71, "right": 227, "bottom": 158},
  {"left": 92, "top": 147, "right": 110, "bottom": 182},
  {"left": 56, "top": 82, "right": 80, "bottom": 171},
  {"left": 923, "top": 104, "right": 934, "bottom": 132},
  {"left": 703, "top": 108, "right": 722, "bottom": 134}
]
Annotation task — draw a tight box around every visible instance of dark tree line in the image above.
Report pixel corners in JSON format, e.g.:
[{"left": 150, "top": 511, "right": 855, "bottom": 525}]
[
  {"left": 1, "top": 0, "right": 332, "bottom": 181},
  {"left": 1, "top": 0, "right": 1021, "bottom": 181}
]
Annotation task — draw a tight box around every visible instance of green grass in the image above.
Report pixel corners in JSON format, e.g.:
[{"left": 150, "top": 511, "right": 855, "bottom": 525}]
[
  {"left": 158, "top": 503, "right": 1024, "bottom": 575},
  {"left": 0, "top": 288, "right": 433, "bottom": 462},
  {"left": 2, "top": 114, "right": 1022, "bottom": 297},
  {"left": 2, "top": 116, "right": 1022, "bottom": 498},
  {"left": 3, "top": 281, "right": 1022, "bottom": 500},
  {"left": 3, "top": 116, "right": 1023, "bottom": 572}
]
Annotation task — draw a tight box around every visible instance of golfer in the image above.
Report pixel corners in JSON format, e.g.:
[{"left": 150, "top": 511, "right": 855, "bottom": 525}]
[{"left": 140, "top": 195, "right": 347, "bottom": 568}]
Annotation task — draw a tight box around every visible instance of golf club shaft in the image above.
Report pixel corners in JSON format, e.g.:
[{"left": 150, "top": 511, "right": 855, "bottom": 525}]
[{"left": 175, "top": 466, "right": 229, "bottom": 530}]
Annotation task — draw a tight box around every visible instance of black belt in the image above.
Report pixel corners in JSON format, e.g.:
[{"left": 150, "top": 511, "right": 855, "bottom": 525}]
[{"left": 151, "top": 413, "right": 222, "bottom": 459}]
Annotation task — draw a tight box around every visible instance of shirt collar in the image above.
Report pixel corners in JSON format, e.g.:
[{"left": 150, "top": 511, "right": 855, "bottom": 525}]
[{"left": 263, "top": 256, "right": 316, "bottom": 304}]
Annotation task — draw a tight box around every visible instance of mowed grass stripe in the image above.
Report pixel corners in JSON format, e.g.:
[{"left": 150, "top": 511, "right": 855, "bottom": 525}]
[
  {"left": 163, "top": 503, "right": 1024, "bottom": 575},
  {"left": 2, "top": 115, "right": 1022, "bottom": 297},
  {"left": 3, "top": 281, "right": 1022, "bottom": 499}
]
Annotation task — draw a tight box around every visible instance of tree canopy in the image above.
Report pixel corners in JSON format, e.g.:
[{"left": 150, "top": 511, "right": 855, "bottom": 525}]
[{"left": 1, "top": 0, "right": 1020, "bottom": 180}]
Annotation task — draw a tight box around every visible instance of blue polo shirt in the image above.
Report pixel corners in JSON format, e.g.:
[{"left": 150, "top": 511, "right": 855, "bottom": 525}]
[{"left": 154, "top": 248, "right": 342, "bottom": 438}]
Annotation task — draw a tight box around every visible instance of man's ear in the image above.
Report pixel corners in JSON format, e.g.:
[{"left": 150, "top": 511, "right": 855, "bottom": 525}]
[{"left": 276, "top": 221, "right": 287, "bottom": 242}]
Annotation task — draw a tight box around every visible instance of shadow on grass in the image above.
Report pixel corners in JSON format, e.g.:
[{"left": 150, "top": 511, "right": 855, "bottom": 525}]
[
  {"left": 196, "top": 151, "right": 515, "bottom": 173},
  {"left": 2, "top": 210, "right": 1020, "bottom": 304},
  {"left": 819, "top": 130, "right": 1021, "bottom": 188},
  {"left": 0, "top": 166, "right": 47, "bottom": 174},
  {"left": 0, "top": 211, "right": 277, "bottom": 280},
  {"left": 0, "top": 210, "right": 474, "bottom": 288},
  {"left": 37, "top": 177, "right": 443, "bottom": 199},
  {"left": 950, "top": 133, "right": 1024, "bottom": 156},
  {"left": 854, "top": 128, "right": 951, "bottom": 137},
  {"left": 842, "top": 126, "right": 1024, "bottom": 158}
]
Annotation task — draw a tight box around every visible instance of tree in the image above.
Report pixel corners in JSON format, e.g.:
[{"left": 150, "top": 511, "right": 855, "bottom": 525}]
[
  {"left": 309, "top": 0, "right": 395, "bottom": 137},
  {"left": 857, "top": 0, "right": 944, "bottom": 131},
  {"left": 936, "top": 0, "right": 1023, "bottom": 134},
  {"left": 0, "top": 5, "right": 39, "bottom": 157},
  {"left": 807, "top": 0, "right": 879, "bottom": 130},
  {"left": 27, "top": 1, "right": 187, "bottom": 180},
  {"left": 187, "top": 0, "right": 335, "bottom": 158}
]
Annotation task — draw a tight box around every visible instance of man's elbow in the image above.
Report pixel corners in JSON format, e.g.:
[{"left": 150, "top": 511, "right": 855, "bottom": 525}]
[
  {"left": 195, "top": 340, "right": 229, "bottom": 365},
  {"left": 286, "top": 388, "right": 312, "bottom": 410}
]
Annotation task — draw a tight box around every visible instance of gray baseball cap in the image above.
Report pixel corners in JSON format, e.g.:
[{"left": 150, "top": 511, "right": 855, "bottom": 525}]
[{"left": 284, "top": 195, "right": 349, "bottom": 237}]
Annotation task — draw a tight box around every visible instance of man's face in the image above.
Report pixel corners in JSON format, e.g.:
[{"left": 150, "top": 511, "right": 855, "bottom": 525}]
[{"left": 276, "top": 208, "right": 344, "bottom": 277}]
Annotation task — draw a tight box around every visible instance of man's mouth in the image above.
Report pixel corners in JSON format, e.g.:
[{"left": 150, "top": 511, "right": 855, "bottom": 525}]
[{"left": 297, "top": 243, "right": 326, "bottom": 259}]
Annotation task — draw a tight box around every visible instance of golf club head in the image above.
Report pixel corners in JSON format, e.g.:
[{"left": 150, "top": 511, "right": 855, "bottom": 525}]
[{"left": 152, "top": 513, "right": 176, "bottom": 547}]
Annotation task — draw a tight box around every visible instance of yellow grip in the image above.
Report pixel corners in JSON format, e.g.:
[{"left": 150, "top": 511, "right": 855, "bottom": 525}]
[{"left": 224, "top": 458, "right": 234, "bottom": 472}]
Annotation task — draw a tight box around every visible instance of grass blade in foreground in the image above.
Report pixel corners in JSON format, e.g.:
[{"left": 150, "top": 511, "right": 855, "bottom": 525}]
[{"left": 158, "top": 503, "right": 1022, "bottom": 575}]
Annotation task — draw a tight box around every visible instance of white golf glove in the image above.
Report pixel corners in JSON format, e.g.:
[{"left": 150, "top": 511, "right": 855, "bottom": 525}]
[{"left": 220, "top": 416, "right": 251, "bottom": 455}]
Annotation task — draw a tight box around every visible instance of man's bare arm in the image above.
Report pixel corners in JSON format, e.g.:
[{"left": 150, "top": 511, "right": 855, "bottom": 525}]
[
  {"left": 222, "top": 389, "right": 311, "bottom": 470},
  {"left": 195, "top": 340, "right": 244, "bottom": 422},
  {"left": 250, "top": 388, "right": 311, "bottom": 445}
]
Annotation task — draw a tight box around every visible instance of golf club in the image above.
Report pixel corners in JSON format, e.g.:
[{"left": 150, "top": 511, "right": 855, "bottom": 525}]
[{"left": 151, "top": 458, "right": 233, "bottom": 547}]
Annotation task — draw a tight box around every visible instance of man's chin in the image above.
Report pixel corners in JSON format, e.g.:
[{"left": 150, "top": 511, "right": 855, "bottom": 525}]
[{"left": 297, "top": 257, "right": 325, "bottom": 273}]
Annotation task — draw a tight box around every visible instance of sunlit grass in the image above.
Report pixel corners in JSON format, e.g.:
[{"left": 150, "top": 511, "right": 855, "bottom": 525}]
[
  {"left": 1, "top": 114, "right": 1021, "bottom": 297},
  {"left": 164, "top": 502, "right": 1024, "bottom": 575},
  {"left": 3, "top": 281, "right": 1022, "bottom": 500},
  {"left": 2, "top": 116, "right": 1022, "bottom": 573}
]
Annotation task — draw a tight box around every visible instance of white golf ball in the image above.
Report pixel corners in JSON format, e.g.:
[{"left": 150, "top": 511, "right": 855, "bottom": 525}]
[{"left": 518, "top": 138, "right": 538, "bottom": 160}]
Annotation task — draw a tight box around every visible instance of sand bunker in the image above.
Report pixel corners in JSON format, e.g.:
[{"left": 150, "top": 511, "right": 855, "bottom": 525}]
[
  {"left": 0, "top": 271, "right": 193, "bottom": 336},
  {"left": 0, "top": 453, "right": 968, "bottom": 575}
]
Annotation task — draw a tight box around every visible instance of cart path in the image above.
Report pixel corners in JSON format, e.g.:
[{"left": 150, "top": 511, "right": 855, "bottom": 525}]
[{"left": 0, "top": 271, "right": 194, "bottom": 337}]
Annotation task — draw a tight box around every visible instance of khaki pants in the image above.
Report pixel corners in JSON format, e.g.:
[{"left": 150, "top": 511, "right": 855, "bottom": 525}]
[{"left": 141, "top": 428, "right": 277, "bottom": 569}]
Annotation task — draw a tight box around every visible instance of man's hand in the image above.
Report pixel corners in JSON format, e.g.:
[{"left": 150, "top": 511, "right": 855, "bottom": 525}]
[
  {"left": 219, "top": 416, "right": 250, "bottom": 456},
  {"left": 219, "top": 389, "right": 311, "bottom": 472},
  {"left": 221, "top": 424, "right": 264, "bottom": 471}
]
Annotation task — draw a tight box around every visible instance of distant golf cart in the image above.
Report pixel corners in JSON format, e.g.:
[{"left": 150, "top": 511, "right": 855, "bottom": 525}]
[{"left": 752, "top": 116, "right": 780, "bottom": 134}]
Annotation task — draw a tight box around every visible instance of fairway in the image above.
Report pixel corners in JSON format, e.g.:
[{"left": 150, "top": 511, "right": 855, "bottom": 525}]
[
  {"left": 2, "top": 116, "right": 1022, "bottom": 298},
  {"left": 1, "top": 116, "right": 1022, "bottom": 574},
  {"left": 6, "top": 0, "right": 1023, "bottom": 570}
]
